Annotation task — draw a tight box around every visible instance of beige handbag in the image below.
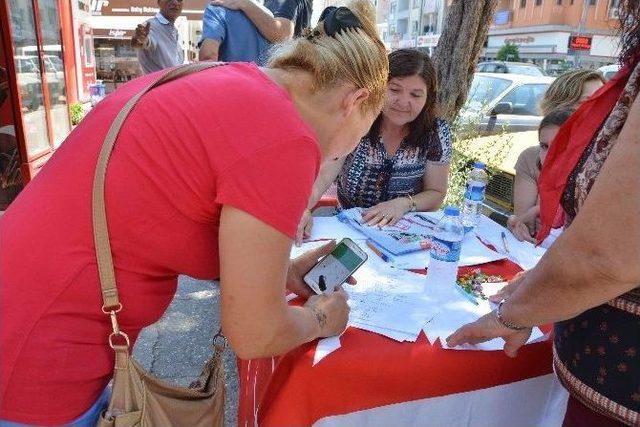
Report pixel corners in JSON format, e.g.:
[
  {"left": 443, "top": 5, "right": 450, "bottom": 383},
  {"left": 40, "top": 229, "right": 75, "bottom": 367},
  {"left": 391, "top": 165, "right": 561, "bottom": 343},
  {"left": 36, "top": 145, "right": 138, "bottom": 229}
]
[{"left": 92, "top": 62, "right": 226, "bottom": 427}]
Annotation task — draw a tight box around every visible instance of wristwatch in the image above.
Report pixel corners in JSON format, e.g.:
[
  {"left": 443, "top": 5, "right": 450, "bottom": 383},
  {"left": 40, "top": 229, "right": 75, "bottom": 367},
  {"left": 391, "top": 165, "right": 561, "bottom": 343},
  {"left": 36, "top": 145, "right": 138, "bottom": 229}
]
[{"left": 496, "top": 299, "right": 528, "bottom": 331}]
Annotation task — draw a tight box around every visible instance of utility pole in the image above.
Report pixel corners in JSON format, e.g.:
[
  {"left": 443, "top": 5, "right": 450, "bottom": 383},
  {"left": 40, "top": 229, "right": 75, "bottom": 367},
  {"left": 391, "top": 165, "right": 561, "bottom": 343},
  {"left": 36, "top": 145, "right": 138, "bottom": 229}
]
[{"left": 575, "top": 0, "right": 589, "bottom": 68}]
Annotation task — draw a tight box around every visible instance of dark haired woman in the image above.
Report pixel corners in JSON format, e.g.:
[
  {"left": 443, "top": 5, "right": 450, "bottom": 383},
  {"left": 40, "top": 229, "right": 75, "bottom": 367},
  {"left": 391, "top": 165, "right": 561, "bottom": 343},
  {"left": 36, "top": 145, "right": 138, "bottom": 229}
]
[
  {"left": 296, "top": 48, "right": 451, "bottom": 242},
  {"left": 507, "top": 106, "right": 574, "bottom": 244}
]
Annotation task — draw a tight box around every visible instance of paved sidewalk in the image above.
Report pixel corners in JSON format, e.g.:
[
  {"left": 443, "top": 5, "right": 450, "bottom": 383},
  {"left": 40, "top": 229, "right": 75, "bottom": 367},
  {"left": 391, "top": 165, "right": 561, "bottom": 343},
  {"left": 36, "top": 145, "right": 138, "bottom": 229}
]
[{"left": 132, "top": 276, "right": 239, "bottom": 426}]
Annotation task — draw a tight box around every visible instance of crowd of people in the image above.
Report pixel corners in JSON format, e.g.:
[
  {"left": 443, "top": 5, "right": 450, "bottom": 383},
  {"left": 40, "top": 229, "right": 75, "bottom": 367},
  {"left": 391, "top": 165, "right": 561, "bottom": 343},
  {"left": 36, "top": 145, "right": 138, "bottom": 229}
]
[{"left": 0, "top": 0, "right": 638, "bottom": 426}]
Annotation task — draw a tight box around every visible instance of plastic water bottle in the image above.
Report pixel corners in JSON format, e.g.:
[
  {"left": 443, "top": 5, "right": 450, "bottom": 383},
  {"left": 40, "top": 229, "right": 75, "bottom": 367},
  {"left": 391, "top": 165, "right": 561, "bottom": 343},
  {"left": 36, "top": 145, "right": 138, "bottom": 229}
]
[
  {"left": 430, "top": 206, "right": 464, "bottom": 264},
  {"left": 461, "top": 162, "right": 488, "bottom": 233}
]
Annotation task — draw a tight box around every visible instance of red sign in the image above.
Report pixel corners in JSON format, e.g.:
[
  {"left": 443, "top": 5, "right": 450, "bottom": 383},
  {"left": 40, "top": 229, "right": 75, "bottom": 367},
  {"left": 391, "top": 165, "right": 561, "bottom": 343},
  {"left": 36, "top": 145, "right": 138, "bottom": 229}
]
[{"left": 568, "top": 35, "right": 592, "bottom": 51}]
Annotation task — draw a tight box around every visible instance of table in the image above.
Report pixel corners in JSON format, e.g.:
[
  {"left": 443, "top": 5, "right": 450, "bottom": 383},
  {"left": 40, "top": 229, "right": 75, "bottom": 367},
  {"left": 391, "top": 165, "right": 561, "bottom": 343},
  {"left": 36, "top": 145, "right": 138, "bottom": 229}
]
[{"left": 237, "top": 220, "right": 569, "bottom": 426}]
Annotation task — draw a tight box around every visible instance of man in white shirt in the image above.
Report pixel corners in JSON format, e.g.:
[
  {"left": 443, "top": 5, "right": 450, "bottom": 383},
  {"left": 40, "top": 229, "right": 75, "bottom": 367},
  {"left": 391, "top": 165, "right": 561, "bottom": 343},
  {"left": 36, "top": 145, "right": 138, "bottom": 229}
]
[{"left": 132, "top": 0, "right": 184, "bottom": 74}]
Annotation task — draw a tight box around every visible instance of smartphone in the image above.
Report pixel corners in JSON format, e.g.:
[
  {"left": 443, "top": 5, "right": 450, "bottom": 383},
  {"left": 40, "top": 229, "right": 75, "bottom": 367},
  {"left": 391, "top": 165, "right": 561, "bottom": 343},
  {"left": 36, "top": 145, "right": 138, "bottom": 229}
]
[{"left": 303, "top": 238, "right": 368, "bottom": 294}]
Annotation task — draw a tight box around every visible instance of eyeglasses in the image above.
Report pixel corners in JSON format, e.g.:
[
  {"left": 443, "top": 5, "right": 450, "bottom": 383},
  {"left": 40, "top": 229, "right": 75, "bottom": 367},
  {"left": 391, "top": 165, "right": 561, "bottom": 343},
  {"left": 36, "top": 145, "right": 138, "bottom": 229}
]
[{"left": 375, "top": 158, "right": 394, "bottom": 198}]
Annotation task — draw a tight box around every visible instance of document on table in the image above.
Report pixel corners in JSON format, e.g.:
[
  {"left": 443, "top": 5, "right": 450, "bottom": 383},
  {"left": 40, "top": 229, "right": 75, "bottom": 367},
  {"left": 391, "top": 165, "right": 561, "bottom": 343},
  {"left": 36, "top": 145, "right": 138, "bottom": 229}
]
[
  {"left": 346, "top": 260, "right": 439, "bottom": 342},
  {"left": 475, "top": 215, "right": 547, "bottom": 271},
  {"left": 423, "top": 263, "right": 545, "bottom": 351}
]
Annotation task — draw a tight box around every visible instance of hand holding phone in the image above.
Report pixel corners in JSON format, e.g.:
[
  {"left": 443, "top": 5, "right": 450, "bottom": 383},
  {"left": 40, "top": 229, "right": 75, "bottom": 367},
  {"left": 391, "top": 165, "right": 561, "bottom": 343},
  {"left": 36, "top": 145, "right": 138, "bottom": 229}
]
[{"left": 303, "top": 238, "right": 368, "bottom": 294}]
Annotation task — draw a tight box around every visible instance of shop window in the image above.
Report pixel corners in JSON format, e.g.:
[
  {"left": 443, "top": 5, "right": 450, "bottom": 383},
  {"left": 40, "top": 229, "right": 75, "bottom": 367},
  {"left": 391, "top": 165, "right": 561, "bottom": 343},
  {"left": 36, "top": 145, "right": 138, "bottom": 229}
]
[
  {"left": 589, "top": 0, "right": 596, "bottom": 5},
  {"left": 38, "top": 0, "right": 70, "bottom": 147},
  {"left": 7, "top": 0, "right": 50, "bottom": 158},
  {"left": 520, "top": 0, "right": 526, "bottom": 8},
  {"left": 556, "top": 0, "right": 562, "bottom": 4},
  {"left": 535, "top": 0, "right": 542, "bottom": 5}
]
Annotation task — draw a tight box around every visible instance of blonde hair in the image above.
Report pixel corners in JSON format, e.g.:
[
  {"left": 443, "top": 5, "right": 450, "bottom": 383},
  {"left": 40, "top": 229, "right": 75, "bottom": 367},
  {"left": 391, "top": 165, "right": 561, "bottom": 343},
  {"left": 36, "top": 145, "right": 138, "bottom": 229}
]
[
  {"left": 540, "top": 69, "right": 606, "bottom": 115},
  {"left": 268, "top": 0, "right": 389, "bottom": 114}
]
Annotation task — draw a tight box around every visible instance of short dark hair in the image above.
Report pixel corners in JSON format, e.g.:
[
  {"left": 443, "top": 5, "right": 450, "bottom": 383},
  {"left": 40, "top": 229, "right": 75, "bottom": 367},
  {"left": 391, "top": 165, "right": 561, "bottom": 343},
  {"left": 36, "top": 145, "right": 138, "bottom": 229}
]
[
  {"left": 539, "top": 105, "right": 575, "bottom": 130},
  {"left": 368, "top": 49, "right": 438, "bottom": 149}
]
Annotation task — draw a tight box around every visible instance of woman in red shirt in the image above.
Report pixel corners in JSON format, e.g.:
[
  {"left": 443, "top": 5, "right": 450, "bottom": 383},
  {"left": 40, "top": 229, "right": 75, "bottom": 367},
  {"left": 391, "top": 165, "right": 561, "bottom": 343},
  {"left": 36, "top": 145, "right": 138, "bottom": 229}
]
[{"left": 0, "top": 2, "right": 388, "bottom": 425}]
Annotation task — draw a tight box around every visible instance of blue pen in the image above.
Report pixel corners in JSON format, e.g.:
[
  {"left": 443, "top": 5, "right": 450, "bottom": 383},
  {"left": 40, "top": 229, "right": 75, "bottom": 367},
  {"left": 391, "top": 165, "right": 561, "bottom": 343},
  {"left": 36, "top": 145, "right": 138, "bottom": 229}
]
[{"left": 454, "top": 285, "right": 479, "bottom": 305}]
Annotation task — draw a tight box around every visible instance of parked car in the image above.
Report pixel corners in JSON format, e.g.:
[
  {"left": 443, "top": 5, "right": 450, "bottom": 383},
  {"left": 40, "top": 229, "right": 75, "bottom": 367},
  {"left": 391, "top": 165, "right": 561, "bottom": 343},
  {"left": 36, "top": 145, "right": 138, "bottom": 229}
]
[
  {"left": 597, "top": 64, "right": 621, "bottom": 81},
  {"left": 14, "top": 55, "right": 64, "bottom": 109},
  {"left": 458, "top": 73, "right": 555, "bottom": 136},
  {"left": 461, "top": 131, "right": 541, "bottom": 225},
  {"left": 477, "top": 61, "right": 546, "bottom": 77}
]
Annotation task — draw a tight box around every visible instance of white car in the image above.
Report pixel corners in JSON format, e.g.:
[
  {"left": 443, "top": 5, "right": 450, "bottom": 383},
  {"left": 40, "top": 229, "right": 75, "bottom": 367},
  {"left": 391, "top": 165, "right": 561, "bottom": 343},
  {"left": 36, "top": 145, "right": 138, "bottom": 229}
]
[
  {"left": 597, "top": 64, "right": 621, "bottom": 81},
  {"left": 459, "top": 73, "right": 555, "bottom": 136}
]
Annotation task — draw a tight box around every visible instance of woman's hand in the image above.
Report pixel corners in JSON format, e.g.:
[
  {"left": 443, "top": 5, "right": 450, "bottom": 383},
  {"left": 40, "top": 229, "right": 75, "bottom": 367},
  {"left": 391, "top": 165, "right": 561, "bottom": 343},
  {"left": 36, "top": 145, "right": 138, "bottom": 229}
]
[
  {"left": 304, "top": 288, "right": 350, "bottom": 337},
  {"left": 488, "top": 270, "right": 527, "bottom": 303},
  {"left": 362, "top": 198, "right": 411, "bottom": 227},
  {"left": 295, "top": 209, "right": 313, "bottom": 246},
  {"left": 446, "top": 311, "right": 532, "bottom": 357},
  {"left": 287, "top": 241, "right": 356, "bottom": 298},
  {"left": 507, "top": 215, "right": 536, "bottom": 244}
]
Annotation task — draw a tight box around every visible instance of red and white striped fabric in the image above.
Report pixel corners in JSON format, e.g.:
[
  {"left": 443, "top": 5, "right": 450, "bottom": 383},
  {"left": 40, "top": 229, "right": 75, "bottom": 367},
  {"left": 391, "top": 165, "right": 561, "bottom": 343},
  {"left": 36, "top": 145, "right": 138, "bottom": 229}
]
[{"left": 238, "top": 260, "right": 569, "bottom": 426}]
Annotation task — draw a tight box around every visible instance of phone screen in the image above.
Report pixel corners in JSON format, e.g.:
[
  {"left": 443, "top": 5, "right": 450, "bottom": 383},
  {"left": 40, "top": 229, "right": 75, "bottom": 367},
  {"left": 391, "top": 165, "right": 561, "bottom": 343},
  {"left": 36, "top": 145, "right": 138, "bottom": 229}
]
[{"left": 304, "top": 241, "right": 367, "bottom": 294}]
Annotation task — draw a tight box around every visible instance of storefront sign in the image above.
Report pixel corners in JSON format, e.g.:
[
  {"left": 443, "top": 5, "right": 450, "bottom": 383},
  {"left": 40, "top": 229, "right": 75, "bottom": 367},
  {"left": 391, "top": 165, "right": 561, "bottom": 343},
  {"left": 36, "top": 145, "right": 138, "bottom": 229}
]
[
  {"left": 93, "top": 28, "right": 135, "bottom": 39},
  {"left": 417, "top": 34, "right": 440, "bottom": 47},
  {"left": 504, "top": 36, "right": 535, "bottom": 45},
  {"left": 568, "top": 35, "right": 592, "bottom": 51},
  {"left": 90, "top": 0, "right": 207, "bottom": 17}
]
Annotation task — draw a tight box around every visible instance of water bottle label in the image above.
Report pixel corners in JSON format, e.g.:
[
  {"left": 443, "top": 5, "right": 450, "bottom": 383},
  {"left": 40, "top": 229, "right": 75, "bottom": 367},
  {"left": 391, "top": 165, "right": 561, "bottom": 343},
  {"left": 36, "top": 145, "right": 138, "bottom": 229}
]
[
  {"left": 430, "top": 236, "right": 462, "bottom": 262},
  {"left": 465, "top": 181, "right": 486, "bottom": 202}
]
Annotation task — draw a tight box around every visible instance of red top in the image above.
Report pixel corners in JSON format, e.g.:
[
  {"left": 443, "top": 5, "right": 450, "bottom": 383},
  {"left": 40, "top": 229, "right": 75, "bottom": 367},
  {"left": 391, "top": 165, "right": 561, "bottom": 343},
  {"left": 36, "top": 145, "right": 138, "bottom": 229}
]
[{"left": 0, "top": 63, "right": 320, "bottom": 425}]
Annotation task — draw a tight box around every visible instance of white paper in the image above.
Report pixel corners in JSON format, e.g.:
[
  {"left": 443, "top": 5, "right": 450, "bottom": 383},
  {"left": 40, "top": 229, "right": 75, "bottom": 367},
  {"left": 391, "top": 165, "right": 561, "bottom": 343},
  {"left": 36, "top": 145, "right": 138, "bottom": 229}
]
[
  {"left": 313, "top": 336, "right": 341, "bottom": 366},
  {"left": 346, "top": 262, "right": 438, "bottom": 342},
  {"left": 422, "top": 263, "right": 546, "bottom": 351},
  {"left": 308, "top": 216, "right": 365, "bottom": 241},
  {"left": 475, "top": 216, "right": 547, "bottom": 270}
]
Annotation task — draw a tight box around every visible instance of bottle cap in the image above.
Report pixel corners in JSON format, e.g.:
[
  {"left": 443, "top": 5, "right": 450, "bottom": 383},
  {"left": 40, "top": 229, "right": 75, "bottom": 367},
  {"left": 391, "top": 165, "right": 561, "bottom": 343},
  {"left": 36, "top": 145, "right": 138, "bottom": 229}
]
[
  {"left": 444, "top": 206, "right": 460, "bottom": 216},
  {"left": 474, "top": 161, "right": 486, "bottom": 169}
]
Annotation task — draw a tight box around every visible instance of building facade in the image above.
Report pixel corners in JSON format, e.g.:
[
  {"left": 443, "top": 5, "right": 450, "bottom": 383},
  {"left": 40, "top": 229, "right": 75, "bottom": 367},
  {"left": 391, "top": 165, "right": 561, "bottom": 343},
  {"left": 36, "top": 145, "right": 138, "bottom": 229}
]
[
  {"left": 382, "top": 0, "right": 447, "bottom": 54},
  {"left": 485, "top": 0, "right": 621, "bottom": 73}
]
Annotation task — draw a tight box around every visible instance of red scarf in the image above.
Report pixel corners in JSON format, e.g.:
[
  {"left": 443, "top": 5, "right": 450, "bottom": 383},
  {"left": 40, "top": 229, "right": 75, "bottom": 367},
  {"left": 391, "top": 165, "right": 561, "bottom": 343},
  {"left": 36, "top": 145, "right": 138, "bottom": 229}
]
[{"left": 536, "top": 64, "right": 633, "bottom": 243}]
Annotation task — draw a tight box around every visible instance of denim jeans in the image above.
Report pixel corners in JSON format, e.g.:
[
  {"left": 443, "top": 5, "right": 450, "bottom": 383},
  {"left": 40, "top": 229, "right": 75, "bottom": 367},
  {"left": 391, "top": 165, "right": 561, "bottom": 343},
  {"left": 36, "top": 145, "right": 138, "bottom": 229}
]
[{"left": 0, "top": 387, "right": 110, "bottom": 427}]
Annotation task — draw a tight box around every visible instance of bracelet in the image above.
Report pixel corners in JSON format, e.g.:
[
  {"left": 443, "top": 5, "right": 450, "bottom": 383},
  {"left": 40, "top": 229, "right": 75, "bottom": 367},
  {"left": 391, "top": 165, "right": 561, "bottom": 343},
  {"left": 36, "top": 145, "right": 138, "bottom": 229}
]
[
  {"left": 496, "top": 299, "right": 528, "bottom": 331},
  {"left": 405, "top": 194, "right": 417, "bottom": 212}
]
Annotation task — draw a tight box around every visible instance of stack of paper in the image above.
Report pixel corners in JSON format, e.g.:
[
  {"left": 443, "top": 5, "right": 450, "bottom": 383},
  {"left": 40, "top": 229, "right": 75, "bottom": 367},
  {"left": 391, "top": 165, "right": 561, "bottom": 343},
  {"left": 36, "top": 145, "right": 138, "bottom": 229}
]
[
  {"left": 474, "top": 216, "right": 547, "bottom": 270},
  {"left": 422, "top": 260, "right": 545, "bottom": 351}
]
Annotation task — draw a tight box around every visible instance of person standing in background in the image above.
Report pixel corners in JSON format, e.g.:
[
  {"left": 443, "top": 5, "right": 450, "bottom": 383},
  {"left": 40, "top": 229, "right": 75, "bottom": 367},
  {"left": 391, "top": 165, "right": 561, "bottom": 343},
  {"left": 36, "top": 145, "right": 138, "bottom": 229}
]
[
  {"left": 199, "top": 0, "right": 311, "bottom": 62},
  {"left": 132, "top": 0, "right": 185, "bottom": 74}
]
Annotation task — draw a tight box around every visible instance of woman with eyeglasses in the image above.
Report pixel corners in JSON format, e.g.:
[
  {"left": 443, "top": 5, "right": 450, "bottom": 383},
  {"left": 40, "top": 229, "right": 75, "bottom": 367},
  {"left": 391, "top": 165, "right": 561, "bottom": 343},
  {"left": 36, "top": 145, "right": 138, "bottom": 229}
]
[{"left": 296, "top": 49, "right": 452, "bottom": 244}]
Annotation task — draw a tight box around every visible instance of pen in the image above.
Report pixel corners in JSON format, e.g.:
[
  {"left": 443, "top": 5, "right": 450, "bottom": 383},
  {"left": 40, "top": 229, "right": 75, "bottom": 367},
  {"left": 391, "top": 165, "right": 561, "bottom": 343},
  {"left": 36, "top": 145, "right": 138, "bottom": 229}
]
[
  {"left": 365, "top": 239, "right": 391, "bottom": 263},
  {"left": 318, "top": 275, "right": 327, "bottom": 292},
  {"left": 500, "top": 231, "right": 511, "bottom": 255},
  {"left": 454, "top": 285, "right": 479, "bottom": 305},
  {"left": 415, "top": 213, "right": 438, "bottom": 225}
]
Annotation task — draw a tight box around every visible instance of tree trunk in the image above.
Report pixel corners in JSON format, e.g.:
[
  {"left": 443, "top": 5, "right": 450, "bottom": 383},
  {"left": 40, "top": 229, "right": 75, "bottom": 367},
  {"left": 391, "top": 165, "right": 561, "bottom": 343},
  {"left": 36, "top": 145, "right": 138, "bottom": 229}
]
[{"left": 433, "top": 0, "right": 498, "bottom": 122}]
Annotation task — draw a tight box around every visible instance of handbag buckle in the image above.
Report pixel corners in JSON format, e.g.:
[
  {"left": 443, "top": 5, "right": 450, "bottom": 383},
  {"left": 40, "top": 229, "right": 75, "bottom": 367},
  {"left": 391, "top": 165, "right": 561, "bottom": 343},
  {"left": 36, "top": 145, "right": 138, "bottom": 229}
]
[{"left": 104, "top": 304, "right": 130, "bottom": 348}]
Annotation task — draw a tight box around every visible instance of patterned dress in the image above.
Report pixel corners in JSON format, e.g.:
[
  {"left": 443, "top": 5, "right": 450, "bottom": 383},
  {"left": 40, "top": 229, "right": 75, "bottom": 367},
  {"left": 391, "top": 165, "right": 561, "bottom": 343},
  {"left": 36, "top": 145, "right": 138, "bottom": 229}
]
[
  {"left": 337, "top": 118, "right": 452, "bottom": 209},
  {"left": 555, "top": 61, "right": 640, "bottom": 426}
]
